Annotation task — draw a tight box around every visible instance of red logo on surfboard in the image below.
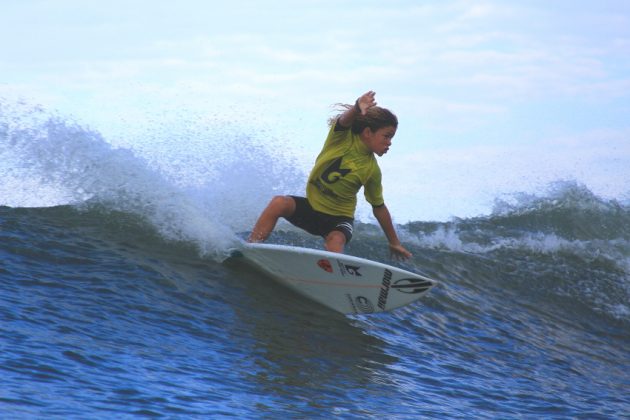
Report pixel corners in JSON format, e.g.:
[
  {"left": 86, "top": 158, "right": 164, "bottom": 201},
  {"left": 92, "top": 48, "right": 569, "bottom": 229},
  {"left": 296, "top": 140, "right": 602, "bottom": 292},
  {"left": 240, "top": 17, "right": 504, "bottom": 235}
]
[{"left": 317, "top": 259, "right": 333, "bottom": 273}]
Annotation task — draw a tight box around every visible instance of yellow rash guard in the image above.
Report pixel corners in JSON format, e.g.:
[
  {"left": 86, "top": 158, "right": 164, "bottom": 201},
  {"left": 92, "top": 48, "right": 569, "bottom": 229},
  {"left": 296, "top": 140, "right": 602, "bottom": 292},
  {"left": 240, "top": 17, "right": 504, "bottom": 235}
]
[{"left": 306, "top": 121, "right": 384, "bottom": 218}]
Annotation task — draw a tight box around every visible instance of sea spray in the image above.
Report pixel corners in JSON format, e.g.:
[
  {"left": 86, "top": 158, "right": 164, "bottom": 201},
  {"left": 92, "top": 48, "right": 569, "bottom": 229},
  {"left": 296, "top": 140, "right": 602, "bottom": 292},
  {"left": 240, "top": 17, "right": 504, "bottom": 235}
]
[{"left": 0, "top": 99, "right": 305, "bottom": 258}]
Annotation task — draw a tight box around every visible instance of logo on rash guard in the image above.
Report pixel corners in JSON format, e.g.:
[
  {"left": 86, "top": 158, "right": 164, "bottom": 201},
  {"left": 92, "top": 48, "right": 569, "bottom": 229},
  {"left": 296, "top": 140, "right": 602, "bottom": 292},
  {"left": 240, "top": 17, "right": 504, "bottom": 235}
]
[{"left": 321, "top": 157, "right": 351, "bottom": 184}]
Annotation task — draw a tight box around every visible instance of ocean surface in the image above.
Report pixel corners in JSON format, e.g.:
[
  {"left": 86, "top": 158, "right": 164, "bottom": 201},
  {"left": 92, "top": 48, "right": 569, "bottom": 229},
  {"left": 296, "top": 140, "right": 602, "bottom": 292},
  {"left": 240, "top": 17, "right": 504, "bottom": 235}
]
[{"left": 2, "top": 102, "right": 630, "bottom": 418}]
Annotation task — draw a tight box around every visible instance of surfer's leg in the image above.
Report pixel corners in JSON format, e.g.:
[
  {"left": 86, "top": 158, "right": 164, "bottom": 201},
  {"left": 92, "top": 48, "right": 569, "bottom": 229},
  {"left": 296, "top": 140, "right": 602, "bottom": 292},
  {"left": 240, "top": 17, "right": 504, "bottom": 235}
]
[
  {"left": 324, "top": 231, "right": 346, "bottom": 253},
  {"left": 248, "top": 196, "right": 296, "bottom": 242}
]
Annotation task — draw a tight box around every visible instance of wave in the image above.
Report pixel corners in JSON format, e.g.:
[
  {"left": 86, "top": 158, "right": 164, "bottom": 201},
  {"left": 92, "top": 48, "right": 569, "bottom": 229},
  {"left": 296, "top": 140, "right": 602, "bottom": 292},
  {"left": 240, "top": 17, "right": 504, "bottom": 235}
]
[
  {"left": 4, "top": 180, "right": 628, "bottom": 324},
  {"left": 402, "top": 182, "right": 630, "bottom": 323},
  {"left": 404, "top": 181, "right": 629, "bottom": 258},
  {"left": 2, "top": 99, "right": 628, "bottom": 323},
  {"left": 1, "top": 99, "right": 304, "bottom": 258}
]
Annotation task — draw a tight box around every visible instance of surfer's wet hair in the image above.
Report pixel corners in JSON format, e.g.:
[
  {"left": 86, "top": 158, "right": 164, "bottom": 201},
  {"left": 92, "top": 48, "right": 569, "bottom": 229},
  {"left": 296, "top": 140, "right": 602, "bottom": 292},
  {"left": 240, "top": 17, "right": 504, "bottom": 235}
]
[{"left": 330, "top": 104, "right": 398, "bottom": 134}]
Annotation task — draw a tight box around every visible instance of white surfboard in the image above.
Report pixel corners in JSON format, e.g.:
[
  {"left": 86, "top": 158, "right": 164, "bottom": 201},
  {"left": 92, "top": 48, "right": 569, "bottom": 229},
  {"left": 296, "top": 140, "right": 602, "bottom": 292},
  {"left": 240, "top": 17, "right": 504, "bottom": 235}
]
[{"left": 227, "top": 242, "right": 437, "bottom": 315}]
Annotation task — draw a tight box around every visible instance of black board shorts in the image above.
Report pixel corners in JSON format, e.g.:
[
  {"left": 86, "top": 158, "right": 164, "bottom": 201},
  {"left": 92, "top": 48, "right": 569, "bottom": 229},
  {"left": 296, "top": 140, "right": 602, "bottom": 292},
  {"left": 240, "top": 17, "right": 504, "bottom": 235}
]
[{"left": 285, "top": 196, "right": 354, "bottom": 243}]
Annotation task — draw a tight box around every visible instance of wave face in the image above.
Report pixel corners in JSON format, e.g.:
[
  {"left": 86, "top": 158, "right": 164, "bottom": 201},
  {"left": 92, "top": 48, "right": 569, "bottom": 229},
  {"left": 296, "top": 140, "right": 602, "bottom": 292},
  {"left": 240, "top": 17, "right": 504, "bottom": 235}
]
[
  {"left": 401, "top": 182, "right": 630, "bottom": 320},
  {"left": 1, "top": 102, "right": 629, "bottom": 418}
]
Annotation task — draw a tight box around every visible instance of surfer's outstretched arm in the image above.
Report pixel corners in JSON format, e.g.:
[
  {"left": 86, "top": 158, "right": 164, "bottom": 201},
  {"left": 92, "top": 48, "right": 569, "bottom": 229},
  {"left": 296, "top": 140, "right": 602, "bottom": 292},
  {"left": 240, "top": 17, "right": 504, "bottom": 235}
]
[
  {"left": 373, "top": 204, "right": 412, "bottom": 260},
  {"left": 337, "top": 91, "right": 377, "bottom": 128}
]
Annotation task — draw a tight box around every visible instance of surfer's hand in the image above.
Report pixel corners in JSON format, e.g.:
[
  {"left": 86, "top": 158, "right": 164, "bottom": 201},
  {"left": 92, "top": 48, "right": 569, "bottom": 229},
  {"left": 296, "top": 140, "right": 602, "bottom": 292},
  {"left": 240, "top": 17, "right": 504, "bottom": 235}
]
[
  {"left": 389, "top": 243, "right": 412, "bottom": 261},
  {"left": 356, "top": 91, "right": 377, "bottom": 115}
]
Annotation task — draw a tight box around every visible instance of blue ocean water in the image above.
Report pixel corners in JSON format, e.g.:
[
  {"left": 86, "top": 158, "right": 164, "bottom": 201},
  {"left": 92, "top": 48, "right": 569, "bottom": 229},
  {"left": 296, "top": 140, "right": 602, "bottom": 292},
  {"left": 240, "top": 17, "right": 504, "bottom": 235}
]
[{"left": 1, "top": 102, "right": 629, "bottom": 418}]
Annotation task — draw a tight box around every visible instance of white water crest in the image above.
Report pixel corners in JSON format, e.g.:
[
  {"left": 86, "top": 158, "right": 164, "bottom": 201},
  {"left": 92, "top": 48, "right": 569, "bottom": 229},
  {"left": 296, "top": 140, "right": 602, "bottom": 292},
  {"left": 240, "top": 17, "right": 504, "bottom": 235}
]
[{"left": 0, "top": 100, "right": 305, "bottom": 258}]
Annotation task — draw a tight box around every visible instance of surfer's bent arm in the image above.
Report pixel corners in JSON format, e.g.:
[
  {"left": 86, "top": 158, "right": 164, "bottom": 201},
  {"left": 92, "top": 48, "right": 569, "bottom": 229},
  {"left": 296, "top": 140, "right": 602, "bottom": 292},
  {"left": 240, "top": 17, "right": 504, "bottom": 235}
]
[
  {"left": 373, "top": 204, "right": 412, "bottom": 260},
  {"left": 338, "top": 91, "right": 377, "bottom": 128}
]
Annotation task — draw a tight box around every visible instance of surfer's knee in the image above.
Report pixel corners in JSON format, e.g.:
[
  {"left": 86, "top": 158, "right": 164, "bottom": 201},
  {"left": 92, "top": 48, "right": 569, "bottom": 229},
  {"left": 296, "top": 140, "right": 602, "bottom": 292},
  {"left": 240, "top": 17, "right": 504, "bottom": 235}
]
[
  {"left": 325, "top": 231, "right": 346, "bottom": 253},
  {"left": 268, "top": 195, "right": 296, "bottom": 217}
]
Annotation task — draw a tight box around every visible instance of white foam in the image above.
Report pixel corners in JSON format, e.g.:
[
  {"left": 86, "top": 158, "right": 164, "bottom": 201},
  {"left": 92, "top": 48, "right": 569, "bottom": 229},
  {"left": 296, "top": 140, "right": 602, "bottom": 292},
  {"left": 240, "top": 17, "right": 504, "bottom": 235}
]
[
  {"left": 0, "top": 102, "right": 305, "bottom": 259},
  {"left": 405, "top": 223, "right": 629, "bottom": 263}
]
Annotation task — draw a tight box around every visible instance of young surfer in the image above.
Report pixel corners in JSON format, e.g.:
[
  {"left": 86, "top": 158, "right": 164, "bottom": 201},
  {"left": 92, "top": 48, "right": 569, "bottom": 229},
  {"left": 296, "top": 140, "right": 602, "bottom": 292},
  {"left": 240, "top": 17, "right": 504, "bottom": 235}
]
[{"left": 248, "top": 91, "right": 412, "bottom": 260}]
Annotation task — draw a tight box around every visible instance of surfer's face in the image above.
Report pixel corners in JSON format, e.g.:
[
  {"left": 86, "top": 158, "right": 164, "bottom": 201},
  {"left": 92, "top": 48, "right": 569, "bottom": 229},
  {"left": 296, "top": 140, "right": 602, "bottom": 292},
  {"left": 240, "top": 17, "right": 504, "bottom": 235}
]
[{"left": 362, "top": 126, "right": 396, "bottom": 156}]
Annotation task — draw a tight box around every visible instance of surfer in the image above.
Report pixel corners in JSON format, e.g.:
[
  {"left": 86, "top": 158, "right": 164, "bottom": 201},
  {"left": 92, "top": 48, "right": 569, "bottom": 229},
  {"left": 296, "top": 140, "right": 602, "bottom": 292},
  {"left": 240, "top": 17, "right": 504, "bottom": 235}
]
[{"left": 248, "top": 91, "right": 412, "bottom": 260}]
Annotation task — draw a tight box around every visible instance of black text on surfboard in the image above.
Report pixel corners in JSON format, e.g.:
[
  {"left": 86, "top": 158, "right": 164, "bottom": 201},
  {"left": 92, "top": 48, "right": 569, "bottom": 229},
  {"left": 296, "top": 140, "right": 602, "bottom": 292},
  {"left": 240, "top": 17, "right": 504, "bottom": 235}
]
[
  {"left": 378, "top": 269, "right": 392, "bottom": 310},
  {"left": 337, "top": 260, "right": 362, "bottom": 277}
]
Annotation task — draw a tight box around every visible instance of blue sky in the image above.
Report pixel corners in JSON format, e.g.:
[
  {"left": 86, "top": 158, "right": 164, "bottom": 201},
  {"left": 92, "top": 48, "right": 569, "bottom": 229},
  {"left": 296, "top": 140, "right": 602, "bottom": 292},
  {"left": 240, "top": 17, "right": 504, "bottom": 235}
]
[{"left": 2, "top": 0, "right": 630, "bottom": 221}]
